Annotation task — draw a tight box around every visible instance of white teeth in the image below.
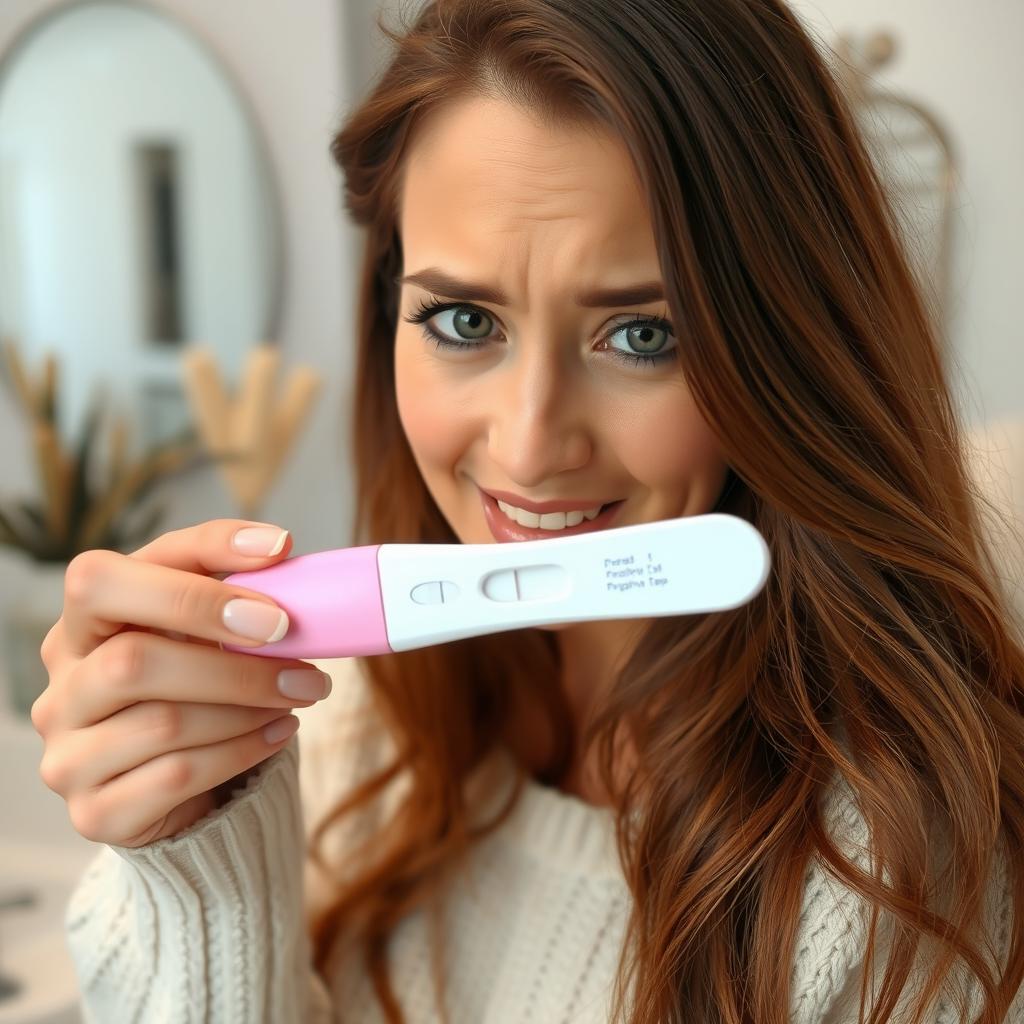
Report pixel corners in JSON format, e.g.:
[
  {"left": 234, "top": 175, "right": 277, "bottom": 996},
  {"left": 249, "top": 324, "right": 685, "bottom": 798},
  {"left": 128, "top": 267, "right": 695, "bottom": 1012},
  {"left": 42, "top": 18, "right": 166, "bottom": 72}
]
[{"left": 496, "top": 499, "right": 604, "bottom": 530}]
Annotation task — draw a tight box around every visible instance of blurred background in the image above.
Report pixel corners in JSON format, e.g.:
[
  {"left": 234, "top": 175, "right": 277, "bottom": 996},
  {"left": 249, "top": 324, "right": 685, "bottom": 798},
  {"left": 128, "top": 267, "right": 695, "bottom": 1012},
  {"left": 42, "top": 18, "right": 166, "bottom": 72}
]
[{"left": 0, "top": 1, "right": 1020, "bottom": 1018}]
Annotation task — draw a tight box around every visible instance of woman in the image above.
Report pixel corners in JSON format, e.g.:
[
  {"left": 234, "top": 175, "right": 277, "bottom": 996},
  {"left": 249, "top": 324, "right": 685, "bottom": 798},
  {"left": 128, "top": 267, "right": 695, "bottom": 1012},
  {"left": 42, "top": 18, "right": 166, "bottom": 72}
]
[{"left": 55, "top": 1, "right": 1024, "bottom": 1021}]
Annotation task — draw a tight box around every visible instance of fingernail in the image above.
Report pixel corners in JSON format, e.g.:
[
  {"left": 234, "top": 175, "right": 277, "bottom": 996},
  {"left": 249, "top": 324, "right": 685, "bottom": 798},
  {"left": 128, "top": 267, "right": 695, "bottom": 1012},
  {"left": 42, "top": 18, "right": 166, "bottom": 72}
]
[
  {"left": 277, "top": 669, "right": 332, "bottom": 701},
  {"left": 263, "top": 715, "right": 299, "bottom": 744},
  {"left": 223, "top": 598, "right": 289, "bottom": 642},
  {"left": 232, "top": 526, "right": 289, "bottom": 556}
]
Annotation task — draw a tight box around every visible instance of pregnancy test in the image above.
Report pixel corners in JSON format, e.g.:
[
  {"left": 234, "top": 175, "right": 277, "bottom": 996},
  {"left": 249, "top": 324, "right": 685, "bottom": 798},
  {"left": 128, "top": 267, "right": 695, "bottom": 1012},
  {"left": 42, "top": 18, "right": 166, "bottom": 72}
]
[{"left": 220, "top": 512, "right": 770, "bottom": 659}]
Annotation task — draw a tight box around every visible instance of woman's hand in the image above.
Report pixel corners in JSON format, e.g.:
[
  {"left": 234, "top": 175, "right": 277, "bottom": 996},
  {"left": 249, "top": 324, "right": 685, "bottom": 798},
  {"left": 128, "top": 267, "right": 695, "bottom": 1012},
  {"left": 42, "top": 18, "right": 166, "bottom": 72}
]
[{"left": 30, "top": 519, "right": 332, "bottom": 848}]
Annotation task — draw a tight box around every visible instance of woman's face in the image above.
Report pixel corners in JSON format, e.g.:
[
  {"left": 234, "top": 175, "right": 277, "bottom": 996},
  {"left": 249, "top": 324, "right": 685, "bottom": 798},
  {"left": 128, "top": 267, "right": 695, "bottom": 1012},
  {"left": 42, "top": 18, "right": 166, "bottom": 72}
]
[{"left": 393, "top": 95, "right": 729, "bottom": 625}]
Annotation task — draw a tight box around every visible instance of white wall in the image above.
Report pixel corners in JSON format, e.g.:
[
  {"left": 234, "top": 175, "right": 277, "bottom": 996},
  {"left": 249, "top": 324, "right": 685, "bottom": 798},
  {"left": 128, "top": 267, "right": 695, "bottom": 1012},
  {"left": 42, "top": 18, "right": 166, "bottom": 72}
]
[
  {"left": 0, "top": 0, "right": 361, "bottom": 561},
  {"left": 787, "top": 0, "right": 1024, "bottom": 430}
]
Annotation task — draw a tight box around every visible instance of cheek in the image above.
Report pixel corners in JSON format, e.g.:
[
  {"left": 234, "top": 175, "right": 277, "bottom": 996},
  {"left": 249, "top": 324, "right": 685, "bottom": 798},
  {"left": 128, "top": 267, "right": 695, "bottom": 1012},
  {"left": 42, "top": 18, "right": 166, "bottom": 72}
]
[
  {"left": 394, "top": 333, "right": 468, "bottom": 470},
  {"left": 611, "top": 386, "right": 727, "bottom": 502}
]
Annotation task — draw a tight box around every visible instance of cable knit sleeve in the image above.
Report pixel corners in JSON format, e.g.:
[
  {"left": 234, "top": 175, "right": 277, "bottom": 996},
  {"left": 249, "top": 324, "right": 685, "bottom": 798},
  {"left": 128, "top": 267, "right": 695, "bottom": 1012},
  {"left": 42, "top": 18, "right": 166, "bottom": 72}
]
[
  {"left": 789, "top": 775, "right": 1023, "bottom": 1024},
  {"left": 64, "top": 655, "right": 395, "bottom": 1024}
]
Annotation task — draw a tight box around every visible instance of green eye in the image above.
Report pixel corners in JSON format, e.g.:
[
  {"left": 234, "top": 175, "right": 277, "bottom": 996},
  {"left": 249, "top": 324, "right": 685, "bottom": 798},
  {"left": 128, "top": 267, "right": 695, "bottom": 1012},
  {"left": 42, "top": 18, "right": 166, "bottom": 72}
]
[
  {"left": 609, "top": 321, "right": 677, "bottom": 363},
  {"left": 402, "top": 299, "right": 679, "bottom": 368}
]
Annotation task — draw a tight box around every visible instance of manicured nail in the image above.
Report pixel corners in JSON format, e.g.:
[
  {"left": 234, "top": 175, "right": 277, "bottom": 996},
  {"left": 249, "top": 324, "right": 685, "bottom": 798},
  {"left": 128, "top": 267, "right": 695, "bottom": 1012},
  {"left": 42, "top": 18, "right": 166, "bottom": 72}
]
[
  {"left": 277, "top": 669, "right": 331, "bottom": 701},
  {"left": 222, "top": 599, "right": 289, "bottom": 642},
  {"left": 263, "top": 715, "right": 299, "bottom": 744},
  {"left": 232, "top": 526, "right": 289, "bottom": 556}
]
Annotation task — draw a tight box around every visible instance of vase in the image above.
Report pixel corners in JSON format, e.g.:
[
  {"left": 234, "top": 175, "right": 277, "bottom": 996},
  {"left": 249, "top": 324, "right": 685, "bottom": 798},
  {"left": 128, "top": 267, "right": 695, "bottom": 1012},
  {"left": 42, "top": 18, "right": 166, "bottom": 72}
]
[{"left": 1, "top": 557, "right": 69, "bottom": 720}]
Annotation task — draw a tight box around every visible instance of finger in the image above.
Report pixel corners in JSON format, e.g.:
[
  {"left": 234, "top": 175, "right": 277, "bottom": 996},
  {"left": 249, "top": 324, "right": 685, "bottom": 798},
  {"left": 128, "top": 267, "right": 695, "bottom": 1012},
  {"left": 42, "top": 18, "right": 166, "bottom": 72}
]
[
  {"left": 128, "top": 519, "right": 294, "bottom": 573},
  {"left": 36, "top": 621, "right": 217, "bottom": 718},
  {"left": 65, "top": 715, "right": 300, "bottom": 846},
  {"left": 44, "top": 630, "right": 329, "bottom": 732},
  {"left": 40, "top": 702, "right": 296, "bottom": 794},
  {"left": 60, "top": 549, "right": 291, "bottom": 661},
  {"left": 110, "top": 624, "right": 220, "bottom": 651},
  {"left": 60, "top": 520, "right": 293, "bottom": 659}
]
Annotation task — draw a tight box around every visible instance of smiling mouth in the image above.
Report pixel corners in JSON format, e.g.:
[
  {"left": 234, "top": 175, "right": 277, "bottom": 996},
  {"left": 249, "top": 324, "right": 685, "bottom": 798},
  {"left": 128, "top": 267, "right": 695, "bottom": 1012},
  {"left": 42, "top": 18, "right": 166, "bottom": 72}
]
[
  {"left": 480, "top": 489, "right": 626, "bottom": 540},
  {"left": 478, "top": 485, "right": 622, "bottom": 515},
  {"left": 495, "top": 499, "right": 606, "bottom": 524}
]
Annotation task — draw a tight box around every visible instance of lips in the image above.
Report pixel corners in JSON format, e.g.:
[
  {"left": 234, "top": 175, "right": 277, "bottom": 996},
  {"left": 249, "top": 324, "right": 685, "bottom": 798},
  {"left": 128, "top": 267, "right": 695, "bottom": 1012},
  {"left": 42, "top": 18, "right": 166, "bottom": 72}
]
[{"left": 480, "top": 488, "right": 625, "bottom": 542}]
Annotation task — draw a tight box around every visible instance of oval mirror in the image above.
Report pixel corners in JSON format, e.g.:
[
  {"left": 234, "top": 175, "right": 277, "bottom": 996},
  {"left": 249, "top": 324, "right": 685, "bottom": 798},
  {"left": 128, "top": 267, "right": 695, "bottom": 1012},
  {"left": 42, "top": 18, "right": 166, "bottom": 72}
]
[{"left": 0, "top": 0, "right": 285, "bottom": 446}]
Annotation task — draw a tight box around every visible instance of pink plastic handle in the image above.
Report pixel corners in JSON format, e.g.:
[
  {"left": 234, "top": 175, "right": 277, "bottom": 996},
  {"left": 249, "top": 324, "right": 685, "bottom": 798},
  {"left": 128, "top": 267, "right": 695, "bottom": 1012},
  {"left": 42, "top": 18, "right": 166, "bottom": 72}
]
[{"left": 220, "top": 545, "right": 392, "bottom": 659}]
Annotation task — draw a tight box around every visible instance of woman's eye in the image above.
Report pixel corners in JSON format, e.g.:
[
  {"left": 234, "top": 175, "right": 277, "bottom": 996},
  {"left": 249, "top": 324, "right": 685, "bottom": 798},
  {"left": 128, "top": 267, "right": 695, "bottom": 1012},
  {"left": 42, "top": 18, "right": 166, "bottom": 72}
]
[
  {"left": 402, "top": 300, "right": 679, "bottom": 368},
  {"left": 423, "top": 305, "right": 496, "bottom": 343},
  {"left": 606, "top": 321, "right": 678, "bottom": 366}
]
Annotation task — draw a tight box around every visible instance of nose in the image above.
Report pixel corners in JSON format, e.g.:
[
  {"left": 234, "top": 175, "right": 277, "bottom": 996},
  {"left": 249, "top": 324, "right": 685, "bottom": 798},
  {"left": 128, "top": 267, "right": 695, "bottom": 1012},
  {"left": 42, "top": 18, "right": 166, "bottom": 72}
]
[{"left": 486, "top": 340, "right": 593, "bottom": 482}]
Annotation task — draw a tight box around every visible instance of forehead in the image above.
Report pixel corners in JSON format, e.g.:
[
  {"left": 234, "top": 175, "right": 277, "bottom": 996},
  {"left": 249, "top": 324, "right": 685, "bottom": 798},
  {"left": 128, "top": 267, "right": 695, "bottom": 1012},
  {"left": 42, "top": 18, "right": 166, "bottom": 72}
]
[{"left": 397, "top": 95, "right": 659, "bottom": 273}]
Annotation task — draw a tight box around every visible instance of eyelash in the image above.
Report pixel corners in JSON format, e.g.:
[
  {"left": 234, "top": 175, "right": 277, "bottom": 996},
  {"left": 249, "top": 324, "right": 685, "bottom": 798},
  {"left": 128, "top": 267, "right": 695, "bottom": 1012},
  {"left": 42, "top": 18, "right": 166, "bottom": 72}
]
[{"left": 401, "top": 297, "right": 678, "bottom": 369}]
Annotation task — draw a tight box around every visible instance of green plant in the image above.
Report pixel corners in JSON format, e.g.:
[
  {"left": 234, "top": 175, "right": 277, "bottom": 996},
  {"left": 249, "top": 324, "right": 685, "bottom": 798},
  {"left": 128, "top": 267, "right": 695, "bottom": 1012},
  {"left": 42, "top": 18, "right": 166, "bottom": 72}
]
[{"left": 0, "top": 338, "right": 245, "bottom": 563}]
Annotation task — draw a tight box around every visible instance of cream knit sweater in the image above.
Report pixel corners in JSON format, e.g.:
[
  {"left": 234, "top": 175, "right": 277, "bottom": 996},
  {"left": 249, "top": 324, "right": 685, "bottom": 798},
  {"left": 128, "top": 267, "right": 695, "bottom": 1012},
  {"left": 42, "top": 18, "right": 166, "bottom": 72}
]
[{"left": 64, "top": 656, "right": 1019, "bottom": 1023}]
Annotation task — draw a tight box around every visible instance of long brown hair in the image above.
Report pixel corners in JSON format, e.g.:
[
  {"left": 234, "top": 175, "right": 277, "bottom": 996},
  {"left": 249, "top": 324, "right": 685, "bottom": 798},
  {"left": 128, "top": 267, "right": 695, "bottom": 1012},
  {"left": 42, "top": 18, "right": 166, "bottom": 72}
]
[{"left": 308, "top": 1, "right": 1024, "bottom": 1021}]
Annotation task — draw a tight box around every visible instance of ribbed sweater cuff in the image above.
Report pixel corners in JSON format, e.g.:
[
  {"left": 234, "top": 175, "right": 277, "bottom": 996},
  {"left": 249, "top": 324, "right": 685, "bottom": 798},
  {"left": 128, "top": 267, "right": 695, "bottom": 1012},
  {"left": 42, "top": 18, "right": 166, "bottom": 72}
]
[{"left": 64, "top": 736, "right": 314, "bottom": 1024}]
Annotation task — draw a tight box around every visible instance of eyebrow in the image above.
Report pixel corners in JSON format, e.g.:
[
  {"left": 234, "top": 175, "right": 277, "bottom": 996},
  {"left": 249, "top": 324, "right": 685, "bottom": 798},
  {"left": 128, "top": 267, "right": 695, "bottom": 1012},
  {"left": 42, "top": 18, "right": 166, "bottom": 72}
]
[{"left": 394, "top": 267, "right": 665, "bottom": 308}]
